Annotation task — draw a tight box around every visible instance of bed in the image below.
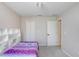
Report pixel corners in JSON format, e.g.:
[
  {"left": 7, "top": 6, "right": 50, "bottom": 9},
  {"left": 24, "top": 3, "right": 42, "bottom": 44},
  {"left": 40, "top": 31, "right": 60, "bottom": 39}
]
[{"left": 1, "top": 41, "right": 39, "bottom": 57}]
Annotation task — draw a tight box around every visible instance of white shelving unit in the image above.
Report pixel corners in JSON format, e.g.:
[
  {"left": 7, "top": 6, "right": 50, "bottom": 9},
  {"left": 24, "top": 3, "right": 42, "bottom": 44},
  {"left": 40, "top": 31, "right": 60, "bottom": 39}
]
[{"left": 0, "top": 28, "right": 21, "bottom": 53}]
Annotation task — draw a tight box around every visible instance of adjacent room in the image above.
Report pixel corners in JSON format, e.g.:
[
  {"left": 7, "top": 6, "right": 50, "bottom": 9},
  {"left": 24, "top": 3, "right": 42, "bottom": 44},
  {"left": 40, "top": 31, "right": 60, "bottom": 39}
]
[{"left": 0, "top": 2, "right": 79, "bottom": 57}]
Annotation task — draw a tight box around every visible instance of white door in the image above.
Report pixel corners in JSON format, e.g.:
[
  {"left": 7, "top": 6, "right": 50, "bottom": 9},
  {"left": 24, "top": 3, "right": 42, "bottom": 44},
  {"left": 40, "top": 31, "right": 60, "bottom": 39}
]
[
  {"left": 26, "top": 19, "right": 35, "bottom": 41},
  {"left": 47, "top": 19, "right": 57, "bottom": 46},
  {"left": 35, "top": 17, "right": 47, "bottom": 46}
]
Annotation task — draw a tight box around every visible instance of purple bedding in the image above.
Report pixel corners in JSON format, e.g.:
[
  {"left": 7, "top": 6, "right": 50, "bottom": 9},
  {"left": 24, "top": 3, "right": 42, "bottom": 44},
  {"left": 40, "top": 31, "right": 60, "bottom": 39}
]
[
  {"left": 3, "top": 41, "right": 39, "bottom": 57},
  {"left": 13, "top": 41, "right": 39, "bottom": 50}
]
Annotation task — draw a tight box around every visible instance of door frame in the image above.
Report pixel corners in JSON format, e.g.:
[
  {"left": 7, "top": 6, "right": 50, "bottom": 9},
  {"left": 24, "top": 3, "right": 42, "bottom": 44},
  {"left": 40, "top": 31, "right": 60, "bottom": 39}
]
[
  {"left": 56, "top": 16, "right": 61, "bottom": 47},
  {"left": 46, "top": 16, "right": 61, "bottom": 47}
]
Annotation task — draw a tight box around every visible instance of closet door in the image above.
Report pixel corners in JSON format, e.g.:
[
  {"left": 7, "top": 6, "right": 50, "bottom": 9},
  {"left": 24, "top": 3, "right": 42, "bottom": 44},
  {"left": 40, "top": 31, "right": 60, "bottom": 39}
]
[
  {"left": 35, "top": 17, "right": 47, "bottom": 46},
  {"left": 26, "top": 19, "right": 35, "bottom": 41},
  {"left": 25, "top": 17, "right": 47, "bottom": 46}
]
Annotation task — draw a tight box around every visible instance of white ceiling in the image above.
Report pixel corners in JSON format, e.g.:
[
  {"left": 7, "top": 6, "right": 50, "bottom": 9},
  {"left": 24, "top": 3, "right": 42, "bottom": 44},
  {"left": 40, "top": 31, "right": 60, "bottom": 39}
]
[{"left": 4, "top": 2, "right": 78, "bottom": 16}]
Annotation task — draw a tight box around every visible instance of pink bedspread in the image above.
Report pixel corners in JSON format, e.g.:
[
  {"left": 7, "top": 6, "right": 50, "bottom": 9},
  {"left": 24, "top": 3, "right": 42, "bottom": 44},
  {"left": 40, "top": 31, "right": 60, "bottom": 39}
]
[{"left": 3, "top": 41, "right": 39, "bottom": 57}]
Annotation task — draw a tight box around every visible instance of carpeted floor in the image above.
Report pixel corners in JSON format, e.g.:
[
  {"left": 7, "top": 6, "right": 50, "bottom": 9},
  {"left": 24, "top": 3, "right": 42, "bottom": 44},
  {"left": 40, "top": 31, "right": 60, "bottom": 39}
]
[{"left": 39, "top": 46, "right": 68, "bottom": 57}]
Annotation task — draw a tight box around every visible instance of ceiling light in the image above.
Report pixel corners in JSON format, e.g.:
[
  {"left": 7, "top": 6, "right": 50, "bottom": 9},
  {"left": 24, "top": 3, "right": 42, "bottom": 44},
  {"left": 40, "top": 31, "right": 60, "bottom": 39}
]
[{"left": 36, "top": 2, "right": 43, "bottom": 8}]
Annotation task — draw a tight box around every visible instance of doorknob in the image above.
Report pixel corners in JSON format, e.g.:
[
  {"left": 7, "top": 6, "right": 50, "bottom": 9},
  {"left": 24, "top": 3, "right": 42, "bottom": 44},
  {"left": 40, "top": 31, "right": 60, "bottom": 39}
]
[{"left": 47, "top": 34, "right": 50, "bottom": 36}]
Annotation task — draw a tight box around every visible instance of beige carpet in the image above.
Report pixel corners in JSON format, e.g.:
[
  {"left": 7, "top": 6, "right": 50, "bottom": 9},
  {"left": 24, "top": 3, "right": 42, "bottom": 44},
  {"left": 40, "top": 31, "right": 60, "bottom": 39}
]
[{"left": 39, "top": 46, "right": 68, "bottom": 57}]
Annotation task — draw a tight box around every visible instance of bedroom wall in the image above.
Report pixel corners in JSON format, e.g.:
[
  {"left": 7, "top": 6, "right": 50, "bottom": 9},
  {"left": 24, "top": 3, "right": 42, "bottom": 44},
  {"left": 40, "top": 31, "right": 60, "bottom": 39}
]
[
  {"left": 0, "top": 3, "right": 20, "bottom": 28},
  {"left": 20, "top": 16, "right": 47, "bottom": 46},
  {"left": 0, "top": 3, "right": 20, "bottom": 52},
  {"left": 61, "top": 4, "right": 79, "bottom": 56}
]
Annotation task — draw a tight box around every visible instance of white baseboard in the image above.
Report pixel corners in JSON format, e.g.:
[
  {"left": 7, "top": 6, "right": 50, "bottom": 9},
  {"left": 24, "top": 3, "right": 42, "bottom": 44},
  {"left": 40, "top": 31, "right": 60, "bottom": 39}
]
[{"left": 61, "top": 48, "right": 72, "bottom": 57}]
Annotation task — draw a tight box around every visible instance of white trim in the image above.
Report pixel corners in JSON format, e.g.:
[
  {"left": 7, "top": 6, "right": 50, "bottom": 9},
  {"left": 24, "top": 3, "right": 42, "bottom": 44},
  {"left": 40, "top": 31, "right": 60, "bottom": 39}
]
[{"left": 61, "top": 48, "right": 72, "bottom": 57}]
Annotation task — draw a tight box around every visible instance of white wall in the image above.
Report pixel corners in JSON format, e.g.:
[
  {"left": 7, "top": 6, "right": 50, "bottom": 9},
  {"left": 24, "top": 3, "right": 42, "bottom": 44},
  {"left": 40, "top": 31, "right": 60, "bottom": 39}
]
[
  {"left": 61, "top": 4, "right": 79, "bottom": 56},
  {"left": 0, "top": 3, "right": 20, "bottom": 28},
  {"left": 20, "top": 16, "right": 47, "bottom": 46},
  {"left": 0, "top": 3, "right": 20, "bottom": 52}
]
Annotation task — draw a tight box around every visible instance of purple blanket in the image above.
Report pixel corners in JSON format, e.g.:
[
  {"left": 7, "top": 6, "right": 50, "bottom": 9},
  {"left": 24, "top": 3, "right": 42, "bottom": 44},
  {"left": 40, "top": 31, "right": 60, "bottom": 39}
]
[{"left": 3, "top": 41, "right": 39, "bottom": 57}]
